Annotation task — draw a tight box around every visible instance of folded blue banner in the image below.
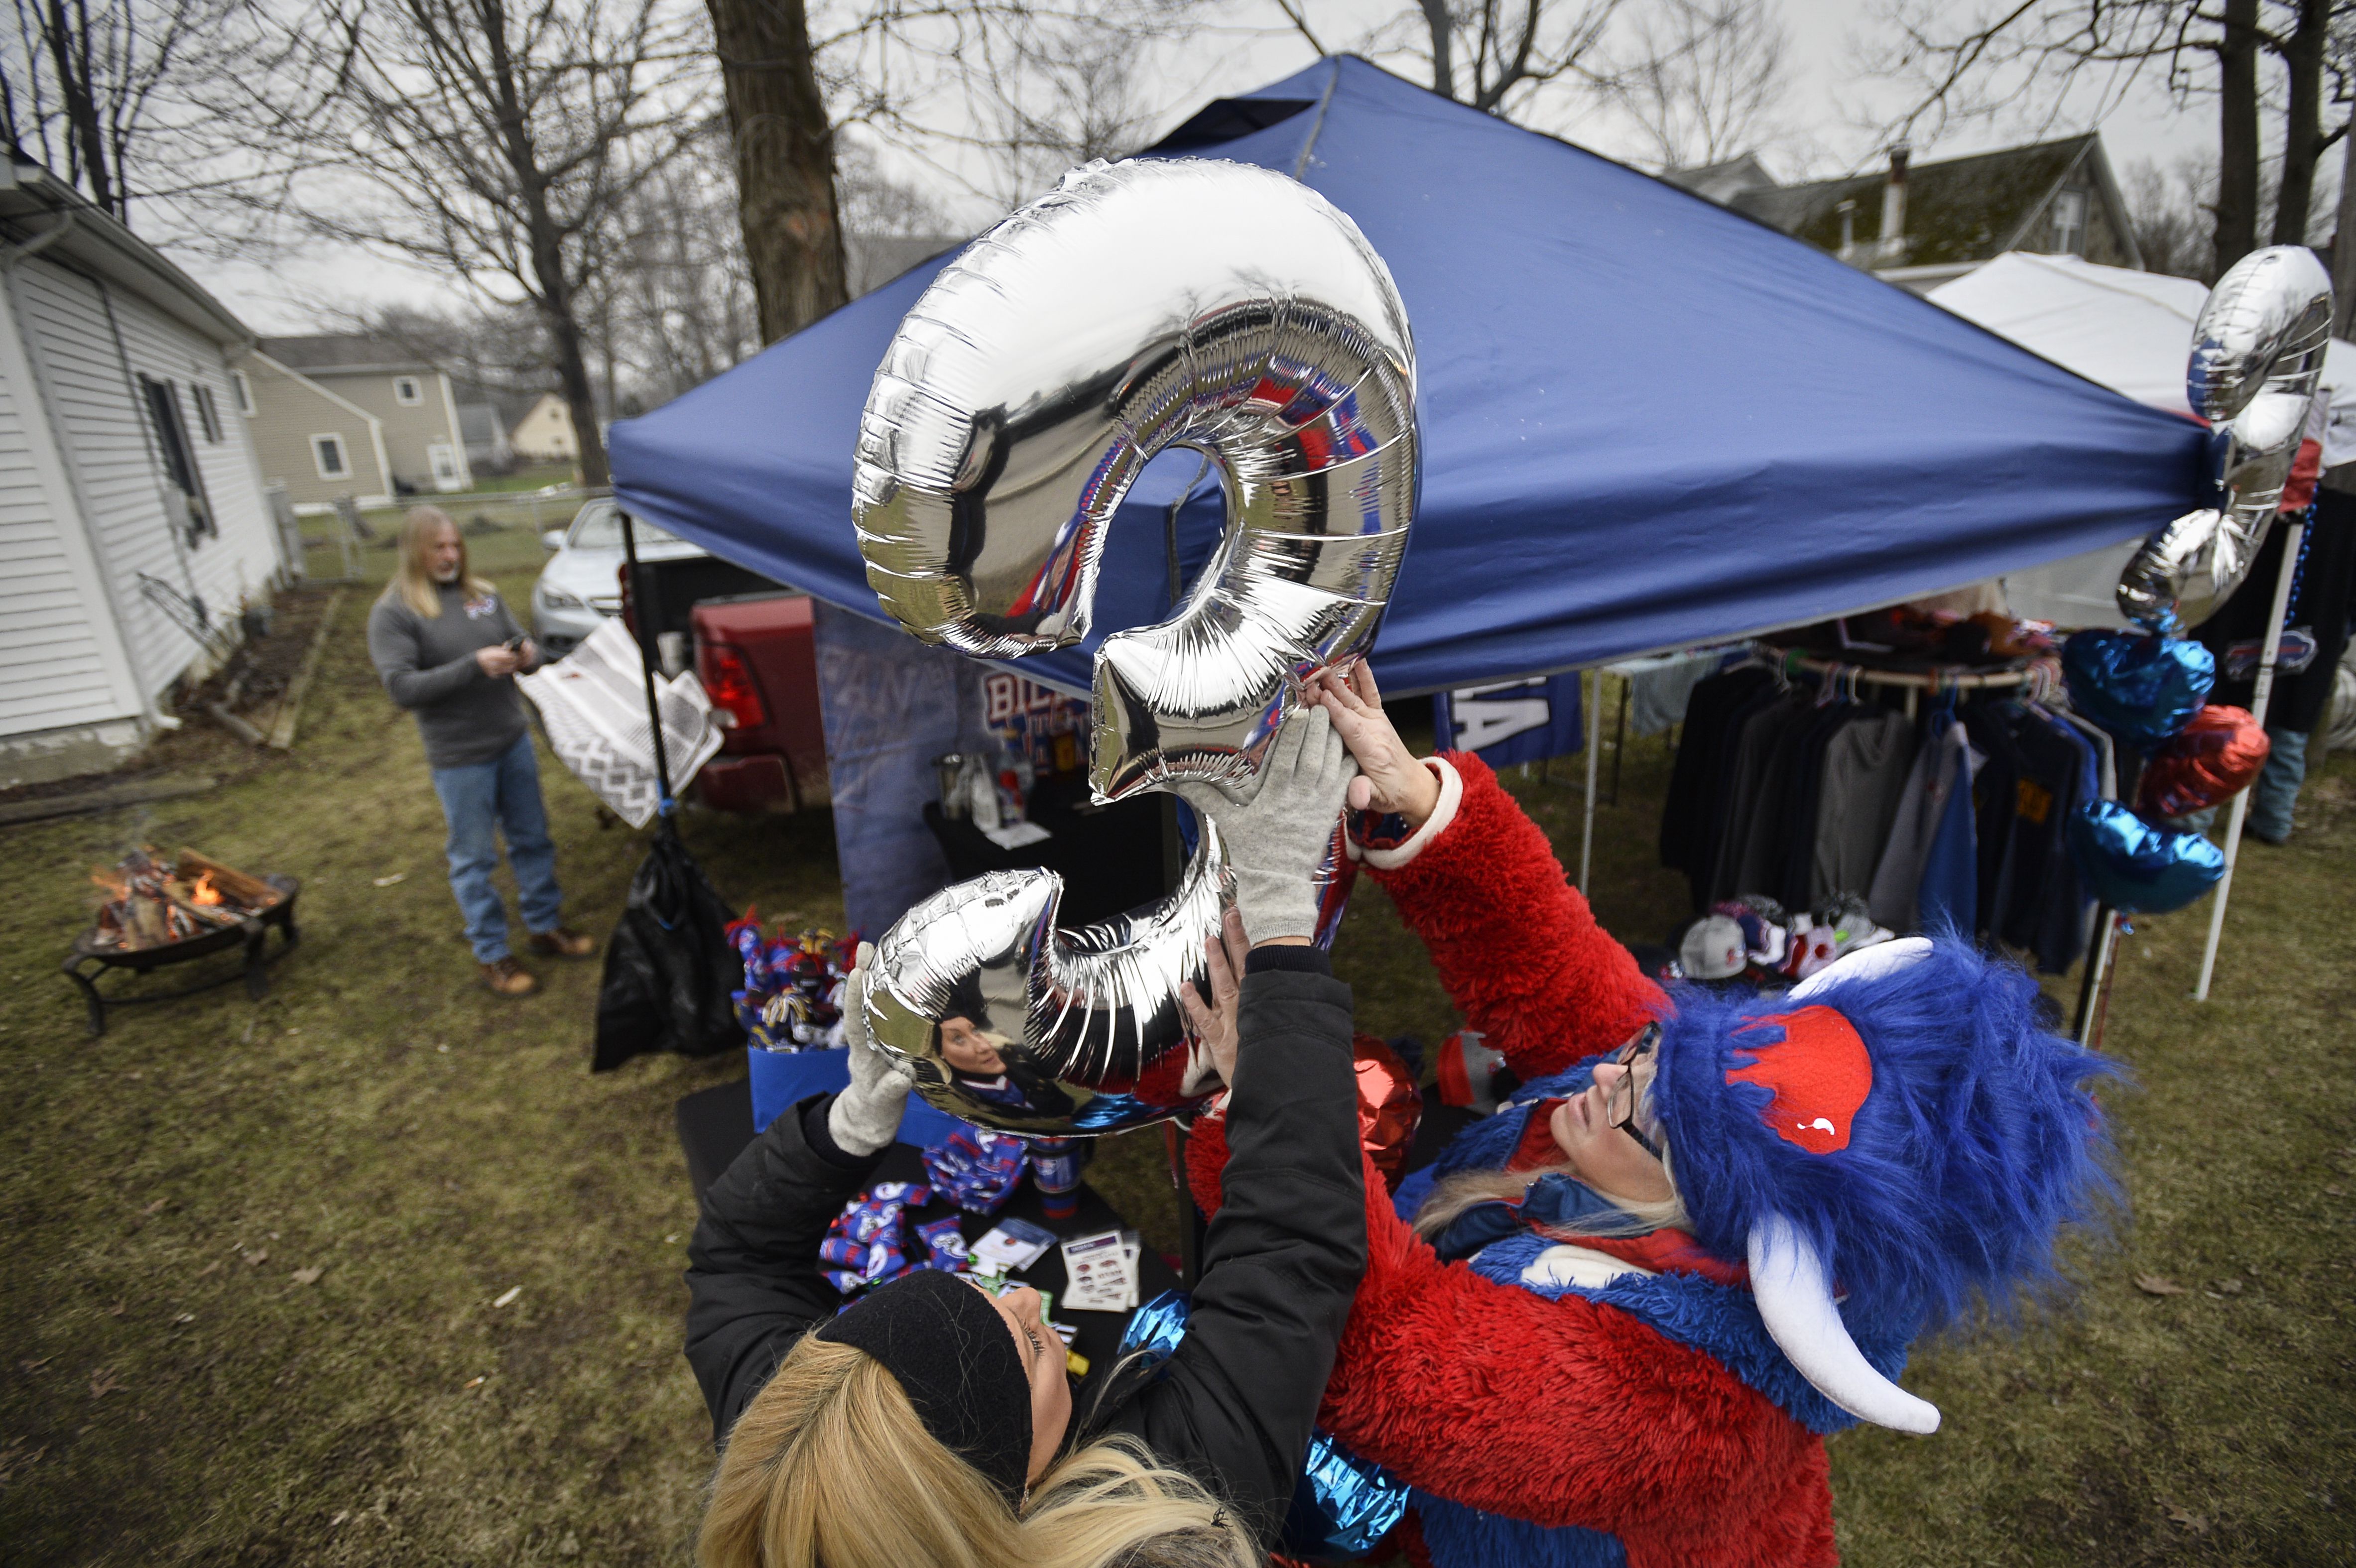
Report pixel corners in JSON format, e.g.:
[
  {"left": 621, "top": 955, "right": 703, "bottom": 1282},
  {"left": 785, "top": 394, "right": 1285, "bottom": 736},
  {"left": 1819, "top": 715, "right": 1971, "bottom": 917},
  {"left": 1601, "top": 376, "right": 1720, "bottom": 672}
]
[{"left": 1432, "top": 672, "right": 1584, "bottom": 768}]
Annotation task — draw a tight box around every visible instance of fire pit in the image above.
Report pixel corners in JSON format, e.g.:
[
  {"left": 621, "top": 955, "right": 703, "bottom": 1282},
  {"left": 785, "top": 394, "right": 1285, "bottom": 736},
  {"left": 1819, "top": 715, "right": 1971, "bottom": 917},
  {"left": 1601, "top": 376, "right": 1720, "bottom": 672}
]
[{"left": 63, "top": 847, "right": 301, "bottom": 1036}]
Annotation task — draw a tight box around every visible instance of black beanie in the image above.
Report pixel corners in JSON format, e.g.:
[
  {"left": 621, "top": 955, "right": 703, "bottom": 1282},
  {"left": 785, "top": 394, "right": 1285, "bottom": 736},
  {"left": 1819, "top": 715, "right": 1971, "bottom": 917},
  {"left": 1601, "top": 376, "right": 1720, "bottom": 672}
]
[{"left": 815, "top": 1269, "right": 1034, "bottom": 1505}]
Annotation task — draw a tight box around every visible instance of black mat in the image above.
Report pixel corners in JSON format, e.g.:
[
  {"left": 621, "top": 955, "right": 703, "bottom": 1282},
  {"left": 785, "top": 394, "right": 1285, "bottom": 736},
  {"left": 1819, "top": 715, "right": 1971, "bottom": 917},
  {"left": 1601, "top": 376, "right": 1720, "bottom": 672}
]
[{"left": 676, "top": 1078, "right": 757, "bottom": 1202}]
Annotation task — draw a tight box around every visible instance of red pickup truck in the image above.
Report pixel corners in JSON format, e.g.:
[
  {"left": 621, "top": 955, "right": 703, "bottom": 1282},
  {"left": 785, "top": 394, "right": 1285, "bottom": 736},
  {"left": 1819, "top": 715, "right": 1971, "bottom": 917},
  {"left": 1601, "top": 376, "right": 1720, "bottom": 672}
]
[{"left": 620, "top": 553, "right": 830, "bottom": 815}]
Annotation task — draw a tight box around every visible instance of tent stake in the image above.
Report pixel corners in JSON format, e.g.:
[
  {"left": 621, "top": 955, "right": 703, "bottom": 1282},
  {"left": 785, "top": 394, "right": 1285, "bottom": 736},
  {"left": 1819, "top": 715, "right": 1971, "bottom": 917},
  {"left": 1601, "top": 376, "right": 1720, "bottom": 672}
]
[{"left": 2193, "top": 512, "right": 2306, "bottom": 1001}]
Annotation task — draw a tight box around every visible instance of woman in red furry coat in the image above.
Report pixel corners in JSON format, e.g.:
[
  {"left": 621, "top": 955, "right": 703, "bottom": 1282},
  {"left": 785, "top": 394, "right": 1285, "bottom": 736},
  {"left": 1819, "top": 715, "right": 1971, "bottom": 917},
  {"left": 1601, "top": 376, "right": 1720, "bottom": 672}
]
[{"left": 1182, "top": 667, "right": 2119, "bottom": 1568}]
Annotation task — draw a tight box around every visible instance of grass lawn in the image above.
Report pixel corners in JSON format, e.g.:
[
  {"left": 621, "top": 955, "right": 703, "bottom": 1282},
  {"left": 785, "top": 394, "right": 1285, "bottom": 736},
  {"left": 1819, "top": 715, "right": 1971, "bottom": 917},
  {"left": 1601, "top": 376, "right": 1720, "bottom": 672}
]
[{"left": 2, "top": 534, "right": 2351, "bottom": 1565}]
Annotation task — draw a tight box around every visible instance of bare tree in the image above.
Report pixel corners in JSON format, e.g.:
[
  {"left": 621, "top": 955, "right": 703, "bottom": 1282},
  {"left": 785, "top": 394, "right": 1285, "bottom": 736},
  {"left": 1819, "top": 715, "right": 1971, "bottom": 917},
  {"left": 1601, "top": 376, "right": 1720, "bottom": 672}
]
[
  {"left": 2123, "top": 154, "right": 2218, "bottom": 279},
  {"left": 835, "top": 136, "right": 950, "bottom": 237},
  {"left": 595, "top": 136, "right": 762, "bottom": 407},
  {"left": 1859, "top": 0, "right": 2355, "bottom": 277},
  {"left": 1596, "top": 0, "right": 1790, "bottom": 170},
  {"left": 196, "top": 0, "right": 710, "bottom": 485},
  {"left": 705, "top": 0, "right": 843, "bottom": 343},
  {"left": 1271, "top": 0, "right": 1625, "bottom": 118},
  {"left": 0, "top": 0, "right": 235, "bottom": 224},
  {"left": 963, "top": 14, "right": 1163, "bottom": 207},
  {"left": 705, "top": 0, "right": 1190, "bottom": 342}
]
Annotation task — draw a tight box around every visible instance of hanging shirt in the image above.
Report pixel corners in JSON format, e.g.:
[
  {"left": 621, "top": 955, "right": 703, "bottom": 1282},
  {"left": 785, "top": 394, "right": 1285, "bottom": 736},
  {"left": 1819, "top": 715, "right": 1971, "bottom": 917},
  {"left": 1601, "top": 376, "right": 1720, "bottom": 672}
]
[
  {"left": 1811, "top": 709, "right": 1916, "bottom": 904},
  {"left": 1992, "top": 708, "right": 2083, "bottom": 964},
  {"left": 1660, "top": 666, "right": 1776, "bottom": 907},
  {"left": 1867, "top": 717, "right": 1973, "bottom": 933},
  {"left": 1915, "top": 727, "right": 1985, "bottom": 937}
]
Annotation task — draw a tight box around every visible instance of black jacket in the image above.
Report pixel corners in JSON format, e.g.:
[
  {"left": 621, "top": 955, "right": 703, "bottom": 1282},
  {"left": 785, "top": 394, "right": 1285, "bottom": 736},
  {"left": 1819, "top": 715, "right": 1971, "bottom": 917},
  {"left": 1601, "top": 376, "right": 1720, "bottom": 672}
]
[{"left": 681, "top": 950, "right": 1365, "bottom": 1546}]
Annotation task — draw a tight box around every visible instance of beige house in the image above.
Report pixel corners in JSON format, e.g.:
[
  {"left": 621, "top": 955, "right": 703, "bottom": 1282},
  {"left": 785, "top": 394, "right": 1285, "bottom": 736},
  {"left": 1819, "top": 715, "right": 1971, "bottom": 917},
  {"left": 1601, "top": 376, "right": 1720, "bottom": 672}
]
[
  {"left": 507, "top": 390, "right": 579, "bottom": 464},
  {"left": 240, "top": 335, "right": 472, "bottom": 509},
  {"left": 234, "top": 351, "right": 394, "bottom": 512}
]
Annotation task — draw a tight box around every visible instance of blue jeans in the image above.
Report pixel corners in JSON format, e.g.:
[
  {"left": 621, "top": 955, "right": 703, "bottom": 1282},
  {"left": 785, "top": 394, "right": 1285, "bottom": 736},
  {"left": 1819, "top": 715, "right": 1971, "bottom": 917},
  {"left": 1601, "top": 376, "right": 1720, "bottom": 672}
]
[
  {"left": 2167, "top": 727, "right": 2309, "bottom": 844},
  {"left": 430, "top": 732, "right": 563, "bottom": 963}
]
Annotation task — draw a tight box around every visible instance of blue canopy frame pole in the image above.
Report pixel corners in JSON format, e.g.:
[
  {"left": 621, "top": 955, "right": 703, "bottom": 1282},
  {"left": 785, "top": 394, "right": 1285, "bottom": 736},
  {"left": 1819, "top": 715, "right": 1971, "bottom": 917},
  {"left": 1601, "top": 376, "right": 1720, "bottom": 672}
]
[{"left": 2193, "top": 512, "right": 2307, "bottom": 1001}]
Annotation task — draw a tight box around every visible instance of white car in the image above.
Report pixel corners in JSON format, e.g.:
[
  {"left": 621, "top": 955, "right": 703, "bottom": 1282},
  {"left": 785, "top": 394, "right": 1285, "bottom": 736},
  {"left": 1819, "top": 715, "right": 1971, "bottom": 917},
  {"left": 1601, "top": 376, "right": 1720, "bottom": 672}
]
[{"left": 530, "top": 499, "right": 704, "bottom": 656}]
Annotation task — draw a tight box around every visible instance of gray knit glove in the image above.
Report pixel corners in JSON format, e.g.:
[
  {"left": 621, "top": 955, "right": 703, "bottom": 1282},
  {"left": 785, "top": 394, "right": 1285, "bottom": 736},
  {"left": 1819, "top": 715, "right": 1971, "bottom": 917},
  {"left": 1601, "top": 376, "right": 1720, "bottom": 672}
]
[
  {"left": 1174, "top": 707, "right": 1358, "bottom": 945},
  {"left": 829, "top": 943, "right": 913, "bottom": 1157}
]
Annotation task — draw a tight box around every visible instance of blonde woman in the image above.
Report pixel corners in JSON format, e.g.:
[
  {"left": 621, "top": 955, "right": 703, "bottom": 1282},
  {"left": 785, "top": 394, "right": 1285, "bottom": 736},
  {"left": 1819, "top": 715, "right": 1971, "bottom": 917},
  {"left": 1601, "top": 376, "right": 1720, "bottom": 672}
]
[
  {"left": 686, "top": 711, "right": 1367, "bottom": 1568},
  {"left": 365, "top": 507, "right": 595, "bottom": 996}
]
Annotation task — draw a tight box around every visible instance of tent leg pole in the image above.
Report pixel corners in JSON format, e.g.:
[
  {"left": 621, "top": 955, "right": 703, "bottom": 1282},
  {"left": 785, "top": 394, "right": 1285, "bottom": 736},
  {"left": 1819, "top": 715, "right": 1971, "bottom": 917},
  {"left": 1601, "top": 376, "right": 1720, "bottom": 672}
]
[
  {"left": 621, "top": 511, "right": 677, "bottom": 826},
  {"left": 1580, "top": 668, "right": 1598, "bottom": 897},
  {"left": 2073, "top": 905, "right": 2115, "bottom": 1046},
  {"left": 2193, "top": 514, "right": 2305, "bottom": 1002},
  {"left": 1608, "top": 674, "right": 1627, "bottom": 806}
]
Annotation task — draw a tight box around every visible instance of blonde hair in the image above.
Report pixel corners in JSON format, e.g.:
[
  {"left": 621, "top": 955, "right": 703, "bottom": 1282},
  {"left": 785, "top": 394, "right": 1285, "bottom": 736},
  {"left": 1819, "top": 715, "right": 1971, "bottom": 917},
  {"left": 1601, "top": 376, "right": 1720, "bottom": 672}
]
[
  {"left": 699, "top": 1336, "right": 1257, "bottom": 1568},
  {"left": 386, "top": 506, "right": 493, "bottom": 617}
]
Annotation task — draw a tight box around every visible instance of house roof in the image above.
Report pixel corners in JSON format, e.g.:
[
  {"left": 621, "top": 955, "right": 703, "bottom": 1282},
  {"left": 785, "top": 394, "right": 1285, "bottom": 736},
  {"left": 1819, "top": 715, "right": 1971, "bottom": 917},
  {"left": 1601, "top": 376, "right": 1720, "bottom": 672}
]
[
  {"left": 257, "top": 334, "right": 438, "bottom": 375},
  {"left": 1659, "top": 152, "right": 1776, "bottom": 205},
  {"left": 0, "top": 154, "right": 253, "bottom": 346},
  {"left": 1724, "top": 135, "right": 2100, "bottom": 267}
]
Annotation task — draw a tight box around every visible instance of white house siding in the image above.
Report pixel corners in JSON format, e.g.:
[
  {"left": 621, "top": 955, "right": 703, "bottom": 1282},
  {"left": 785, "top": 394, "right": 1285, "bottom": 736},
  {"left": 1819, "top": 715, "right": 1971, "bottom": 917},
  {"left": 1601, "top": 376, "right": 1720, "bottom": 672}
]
[
  {"left": 9, "top": 254, "right": 283, "bottom": 703},
  {"left": 0, "top": 353, "right": 125, "bottom": 737}
]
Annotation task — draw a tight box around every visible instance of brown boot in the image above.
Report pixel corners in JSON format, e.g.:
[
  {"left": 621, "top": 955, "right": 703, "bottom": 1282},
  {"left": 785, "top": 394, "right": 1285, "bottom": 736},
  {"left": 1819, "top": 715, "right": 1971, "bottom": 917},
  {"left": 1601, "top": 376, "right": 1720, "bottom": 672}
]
[
  {"left": 481, "top": 956, "right": 539, "bottom": 996},
  {"left": 526, "top": 926, "right": 597, "bottom": 959}
]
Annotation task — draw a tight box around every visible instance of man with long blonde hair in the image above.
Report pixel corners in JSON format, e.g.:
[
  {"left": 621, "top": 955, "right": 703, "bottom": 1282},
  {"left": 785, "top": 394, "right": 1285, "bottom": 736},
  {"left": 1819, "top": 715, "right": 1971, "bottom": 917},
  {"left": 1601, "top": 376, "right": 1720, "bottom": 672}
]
[{"left": 367, "top": 506, "right": 595, "bottom": 996}]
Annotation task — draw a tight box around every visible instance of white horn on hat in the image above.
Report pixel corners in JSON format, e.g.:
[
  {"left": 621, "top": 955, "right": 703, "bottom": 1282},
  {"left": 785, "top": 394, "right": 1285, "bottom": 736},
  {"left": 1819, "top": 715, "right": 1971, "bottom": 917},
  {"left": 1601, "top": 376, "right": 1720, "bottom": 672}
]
[
  {"left": 1786, "top": 935, "right": 1934, "bottom": 1001},
  {"left": 1747, "top": 1212, "right": 1940, "bottom": 1435}
]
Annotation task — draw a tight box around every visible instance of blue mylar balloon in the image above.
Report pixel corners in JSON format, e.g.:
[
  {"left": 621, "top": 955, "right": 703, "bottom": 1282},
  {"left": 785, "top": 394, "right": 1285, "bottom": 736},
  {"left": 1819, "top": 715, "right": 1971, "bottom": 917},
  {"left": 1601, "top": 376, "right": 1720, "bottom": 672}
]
[
  {"left": 2061, "top": 631, "right": 2215, "bottom": 751},
  {"left": 1279, "top": 1430, "right": 1414, "bottom": 1562},
  {"left": 1116, "top": 1289, "right": 1192, "bottom": 1373},
  {"left": 1118, "top": 1292, "right": 1409, "bottom": 1559},
  {"left": 2065, "top": 801, "right": 2227, "bottom": 914}
]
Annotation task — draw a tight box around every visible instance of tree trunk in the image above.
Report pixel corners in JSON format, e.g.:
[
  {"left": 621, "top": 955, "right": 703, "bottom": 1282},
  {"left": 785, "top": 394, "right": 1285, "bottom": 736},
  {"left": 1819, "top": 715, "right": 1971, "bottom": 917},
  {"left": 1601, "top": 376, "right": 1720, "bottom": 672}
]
[
  {"left": 1419, "top": 0, "right": 1455, "bottom": 100},
  {"left": 706, "top": 0, "right": 846, "bottom": 344},
  {"left": 44, "top": 0, "right": 117, "bottom": 218},
  {"left": 2270, "top": 0, "right": 2328, "bottom": 246},
  {"left": 2332, "top": 116, "right": 2356, "bottom": 338},
  {"left": 2215, "top": 0, "right": 2260, "bottom": 273}
]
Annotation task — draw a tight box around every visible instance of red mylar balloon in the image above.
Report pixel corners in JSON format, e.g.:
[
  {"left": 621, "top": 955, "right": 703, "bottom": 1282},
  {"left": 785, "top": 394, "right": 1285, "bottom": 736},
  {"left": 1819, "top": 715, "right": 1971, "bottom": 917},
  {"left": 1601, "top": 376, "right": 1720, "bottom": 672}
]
[
  {"left": 2136, "top": 705, "right": 2270, "bottom": 819},
  {"left": 1353, "top": 1033, "right": 1423, "bottom": 1189}
]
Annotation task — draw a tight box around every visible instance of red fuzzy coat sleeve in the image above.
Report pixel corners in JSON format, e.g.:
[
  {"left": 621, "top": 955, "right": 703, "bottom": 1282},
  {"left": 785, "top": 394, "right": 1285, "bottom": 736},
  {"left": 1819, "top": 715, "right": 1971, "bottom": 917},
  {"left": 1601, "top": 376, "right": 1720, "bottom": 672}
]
[
  {"left": 1366, "top": 753, "right": 1662, "bottom": 1081},
  {"left": 1318, "top": 1172, "right": 1840, "bottom": 1568}
]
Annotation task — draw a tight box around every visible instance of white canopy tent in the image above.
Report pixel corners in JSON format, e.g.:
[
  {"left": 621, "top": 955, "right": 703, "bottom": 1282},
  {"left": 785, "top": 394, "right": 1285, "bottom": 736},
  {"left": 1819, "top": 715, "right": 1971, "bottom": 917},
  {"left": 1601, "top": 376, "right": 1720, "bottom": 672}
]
[{"left": 1927, "top": 252, "right": 2356, "bottom": 628}]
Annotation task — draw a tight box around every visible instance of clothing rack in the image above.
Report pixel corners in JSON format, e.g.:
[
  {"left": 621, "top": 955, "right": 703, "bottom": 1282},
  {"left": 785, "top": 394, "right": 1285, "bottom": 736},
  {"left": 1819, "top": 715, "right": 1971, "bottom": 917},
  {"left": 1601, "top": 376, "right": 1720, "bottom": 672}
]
[{"left": 1765, "top": 648, "right": 2060, "bottom": 720}]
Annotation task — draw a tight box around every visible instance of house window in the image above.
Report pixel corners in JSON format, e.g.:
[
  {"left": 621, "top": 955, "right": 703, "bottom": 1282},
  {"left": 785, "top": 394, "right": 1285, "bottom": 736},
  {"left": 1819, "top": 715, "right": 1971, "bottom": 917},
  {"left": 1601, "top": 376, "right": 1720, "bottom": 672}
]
[
  {"left": 2049, "top": 188, "right": 2088, "bottom": 256},
  {"left": 139, "top": 376, "right": 216, "bottom": 544},
  {"left": 231, "top": 367, "right": 254, "bottom": 415},
  {"left": 313, "top": 433, "right": 351, "bottom": 480},
  {"left": 394, "top": 375, "right": 423, "bottom": 405},
  {"left": 193, "top": 383, "right": 223, "bottom": 444}
]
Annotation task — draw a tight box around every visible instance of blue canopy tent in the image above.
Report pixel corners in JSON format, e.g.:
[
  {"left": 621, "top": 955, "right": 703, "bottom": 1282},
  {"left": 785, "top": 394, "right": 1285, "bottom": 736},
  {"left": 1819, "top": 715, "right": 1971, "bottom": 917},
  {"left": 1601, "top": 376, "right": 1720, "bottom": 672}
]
[
  {"left": 614, "top": 54, "right": 2203, "bottom": 694},
  {"left": 609, "top": 53, "right": 2207, "bottom": 940}
]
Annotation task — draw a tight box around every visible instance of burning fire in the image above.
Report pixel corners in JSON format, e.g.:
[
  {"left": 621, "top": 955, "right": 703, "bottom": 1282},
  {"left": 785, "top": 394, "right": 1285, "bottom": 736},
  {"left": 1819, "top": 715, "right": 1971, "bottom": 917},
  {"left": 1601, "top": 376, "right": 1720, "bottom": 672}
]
[{"left": 84, "top": 847, "right": 276, "bottom": 950}]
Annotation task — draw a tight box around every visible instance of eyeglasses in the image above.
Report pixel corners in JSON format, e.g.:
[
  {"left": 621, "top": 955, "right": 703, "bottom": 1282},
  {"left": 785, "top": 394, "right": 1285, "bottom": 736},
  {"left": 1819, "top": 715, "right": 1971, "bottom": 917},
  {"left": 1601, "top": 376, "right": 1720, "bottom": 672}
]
[{"left": 1603, "top": 1024, "right": 1661, "bottom": 1155}]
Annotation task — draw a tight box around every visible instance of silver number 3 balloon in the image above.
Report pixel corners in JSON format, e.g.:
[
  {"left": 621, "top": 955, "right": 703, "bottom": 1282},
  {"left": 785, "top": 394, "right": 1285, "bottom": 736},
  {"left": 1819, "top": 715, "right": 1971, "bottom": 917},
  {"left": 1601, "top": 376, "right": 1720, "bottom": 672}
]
[
  {"left": 853, "top": 156, "right": 1420, "bottom": 800},
  {"left": 2116, "top": 245, "right": 2332, "bottom": 630}
]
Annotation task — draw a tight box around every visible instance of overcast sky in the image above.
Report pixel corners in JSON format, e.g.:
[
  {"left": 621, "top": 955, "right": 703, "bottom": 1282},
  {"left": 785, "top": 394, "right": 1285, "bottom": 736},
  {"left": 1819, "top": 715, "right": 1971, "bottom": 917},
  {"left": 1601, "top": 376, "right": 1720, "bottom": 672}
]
[{"left": 192, "top": 0, "right": 2224, "bottom": 336}]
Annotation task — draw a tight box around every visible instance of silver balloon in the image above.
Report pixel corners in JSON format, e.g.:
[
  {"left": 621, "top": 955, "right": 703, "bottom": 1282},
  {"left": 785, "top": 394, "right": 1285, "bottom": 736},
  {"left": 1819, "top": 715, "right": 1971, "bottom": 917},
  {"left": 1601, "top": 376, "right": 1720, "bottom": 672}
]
[
  {"left": 2119, "top": 245, "right": 2333, "bottom": 628},
  {"left": 863, "top": 820, "right": 1237, "bottom": 1136},
  {"left": 852, "top": 156, "right": 1419, "bottom": 801}
]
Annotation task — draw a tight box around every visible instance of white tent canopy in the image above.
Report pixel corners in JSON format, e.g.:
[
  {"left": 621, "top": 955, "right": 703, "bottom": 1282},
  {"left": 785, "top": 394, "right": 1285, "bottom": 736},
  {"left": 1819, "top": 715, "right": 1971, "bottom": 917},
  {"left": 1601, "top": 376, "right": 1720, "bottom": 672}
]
[{"left": 1926, "top": 252, "right": 2356, "bottom": 627}]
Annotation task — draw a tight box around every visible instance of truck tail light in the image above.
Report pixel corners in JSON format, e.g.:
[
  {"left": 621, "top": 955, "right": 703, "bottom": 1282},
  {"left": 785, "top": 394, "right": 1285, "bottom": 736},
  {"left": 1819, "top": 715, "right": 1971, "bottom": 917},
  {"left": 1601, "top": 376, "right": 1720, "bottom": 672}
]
[{"left": 699, "top": 641, "right": 766, "bottom": 730}]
